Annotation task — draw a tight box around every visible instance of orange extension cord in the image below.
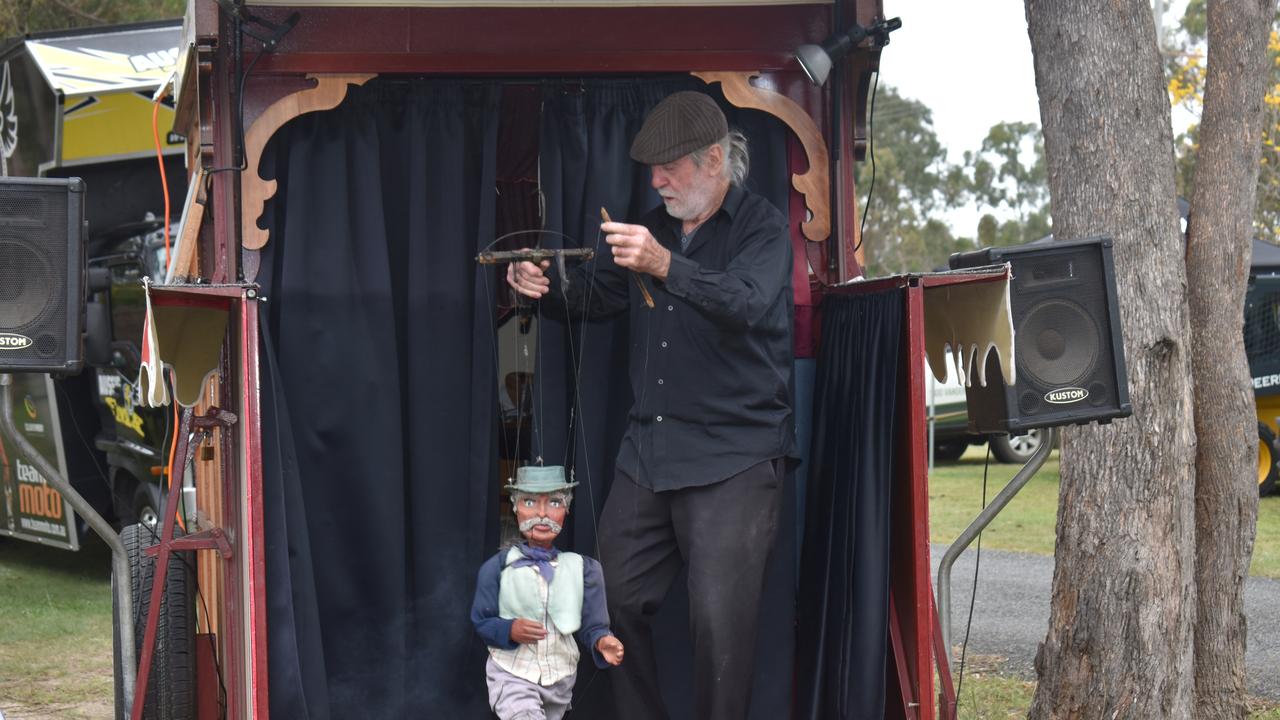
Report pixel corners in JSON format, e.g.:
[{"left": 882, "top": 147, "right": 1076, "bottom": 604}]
[
  {"left": 151, "top": 92, "right": 172, "bottom": 273},
  {"left": 167, "top": 371, "right": 185, "bottom": 532}
]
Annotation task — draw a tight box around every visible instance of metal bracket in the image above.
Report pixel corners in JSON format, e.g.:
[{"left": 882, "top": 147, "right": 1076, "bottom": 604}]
[{"left": 144, "top": 526, "right": 233, "bottom": 559}]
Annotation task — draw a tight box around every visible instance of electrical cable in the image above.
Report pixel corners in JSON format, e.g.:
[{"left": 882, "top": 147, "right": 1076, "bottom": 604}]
[
  {"left": 166, "top": 374, "right": 185, "bottom": 533},
  {"left": 150, "top": 95, "right": 172, "bottom": 273},
  {"left": 201, "top": 15, "right": 274, "bottom": 180},
  {"left": 52, "top": 380, "right": 112, "bottom": 496},
  {"left": 854, "top": 70, "right": 879, "bottom": 254},
  {"left": 953, "top": 445, "right": 991, "bottom": 712}
]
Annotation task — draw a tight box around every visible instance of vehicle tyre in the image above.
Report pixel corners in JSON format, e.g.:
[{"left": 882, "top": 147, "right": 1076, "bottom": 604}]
[
  {"left": 133, "top": 482, "right": 163, "bottom": 531},
  {"left": 1259, "top": 422, "right": 1280, "bottom": 497},
  {"left": 932, "top": 440, "right": 968, "bottom": 462},
  {"left": 112, "top": 523, "right": 196, "bottom": 720},
  {"left": 989, "top": 428, "right": 1049, "bottom": 464}
]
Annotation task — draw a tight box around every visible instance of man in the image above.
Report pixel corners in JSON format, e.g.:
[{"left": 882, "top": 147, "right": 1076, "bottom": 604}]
[
  {"left": 471, "top": 465, "right": 625, "bottom": 720},
  {"left": 507, "top": 90, "right": 795, "bottom": 720}
]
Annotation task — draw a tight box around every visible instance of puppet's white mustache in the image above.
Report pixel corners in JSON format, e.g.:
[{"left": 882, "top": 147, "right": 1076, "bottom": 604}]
[{"left": 519, "top": 517, "right": 563, "bottom": 534}]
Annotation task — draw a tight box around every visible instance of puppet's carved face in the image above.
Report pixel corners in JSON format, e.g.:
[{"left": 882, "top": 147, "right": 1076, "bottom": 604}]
[{"left": 514, "top": 492, "right": 569, "bottom": 548}]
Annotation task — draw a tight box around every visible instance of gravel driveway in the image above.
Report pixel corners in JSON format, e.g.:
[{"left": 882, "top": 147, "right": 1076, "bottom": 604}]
[{"left": 932, "top": 544, "right": 1280, "bottom": 699}]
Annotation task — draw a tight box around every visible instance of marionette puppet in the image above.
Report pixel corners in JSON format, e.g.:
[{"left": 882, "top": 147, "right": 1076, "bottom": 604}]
[{"left": 471, "top": 465, "right": 624, "bottom": 720}]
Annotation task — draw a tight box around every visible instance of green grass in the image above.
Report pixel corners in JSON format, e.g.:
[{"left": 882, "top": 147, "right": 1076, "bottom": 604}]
[
  {"left": 1255, "top": 494, "right": 1280, "bottom": 579},
  {"left": 0, "top": 536, "right": 114, "bottom": 718},
  {"left": 931, "top": 446, "right": 1280, "bottom": 578},
  {"left": 940, "top": 655, "right": 1036, "bottom": 719},
  {"left": 943, "top": 655, "right": 1280, "bottom": 719},
  {"left": 929, "top": 448, "right": 1062, "bottom": 557}
]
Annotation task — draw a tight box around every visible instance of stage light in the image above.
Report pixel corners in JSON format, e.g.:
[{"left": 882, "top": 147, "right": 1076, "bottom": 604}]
[{"left": 795, "top": 17, "right": 902, "bottom": 86}]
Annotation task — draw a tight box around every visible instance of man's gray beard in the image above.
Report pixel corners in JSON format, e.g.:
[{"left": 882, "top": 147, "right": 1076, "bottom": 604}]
[
  {"left": 663, "top": 176, "right": 718, "bottom": 221},
  {"left": 519, "top": 516, "right": 563, "bottom": 534}
]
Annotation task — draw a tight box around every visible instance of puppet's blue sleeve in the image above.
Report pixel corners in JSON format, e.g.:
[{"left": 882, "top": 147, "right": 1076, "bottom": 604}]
[
  {"left": 576, "top": 557, "right": 614, "bottom": 668},
  {"left": 472, "top": 554, "right": 518, "bottom": 650}
]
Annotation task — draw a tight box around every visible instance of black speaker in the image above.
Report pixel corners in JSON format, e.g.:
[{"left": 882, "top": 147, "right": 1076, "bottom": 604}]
[
  {"left": 948, "top": 235, "right": 1132, "bottom": 433},
  {"left": 0, "top": 176, "right": 86, "bottom": 373}
]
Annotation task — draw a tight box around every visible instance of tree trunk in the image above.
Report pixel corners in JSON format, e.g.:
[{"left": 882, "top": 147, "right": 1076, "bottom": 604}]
[
  {"left": 1188, "top": 2, "right": 1274, "bottom": 718},
  {"left": 1023, "top": 1, "right": 1197, "bottom": 718}
]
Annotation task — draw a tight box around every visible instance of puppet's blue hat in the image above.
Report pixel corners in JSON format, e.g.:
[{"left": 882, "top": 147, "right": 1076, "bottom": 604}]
[{"left": 504, "top": 465, "right": 578, "bottom": 494}]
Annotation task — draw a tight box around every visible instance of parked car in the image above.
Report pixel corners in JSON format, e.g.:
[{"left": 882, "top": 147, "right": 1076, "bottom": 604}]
[{"left": 925, "top": 365, "right": 1053, "bottom": 464}]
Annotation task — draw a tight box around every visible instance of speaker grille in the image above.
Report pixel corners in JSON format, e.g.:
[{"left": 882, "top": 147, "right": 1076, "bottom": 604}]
[
  {"left": 0, "top": 239, "right": 57, "bottom": 328},
  {"left": 950, "top": 236, "right": 1132, "bottom": 432},
  {"left": 0, "top": 193, "right": 48, "bottom": 224},
  {"left": 1018, "top": 299, "right": 1100, "bottom": 387},
  {"left": 0, "top": 177, "right": 82, "bottom": 372}
]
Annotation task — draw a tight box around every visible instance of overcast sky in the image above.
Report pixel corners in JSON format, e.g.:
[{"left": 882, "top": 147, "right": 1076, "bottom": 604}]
[
  {"left": 880, "top": 1, "right": 1194, "bottom": 235},
  {"left": 880, "top": 2, "right": 1040, "bottom": 167}
]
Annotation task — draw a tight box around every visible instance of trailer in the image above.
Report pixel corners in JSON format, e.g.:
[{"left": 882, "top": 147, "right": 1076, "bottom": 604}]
[
  {"left": 14, "top": 2, "right": 1032, "bottom": 718},
  {"left": 0, "top": 20, "right": 189, "bottom": 548},
  {"left": 1246, "top": 239, "right": 1280, "bottom": 494}
]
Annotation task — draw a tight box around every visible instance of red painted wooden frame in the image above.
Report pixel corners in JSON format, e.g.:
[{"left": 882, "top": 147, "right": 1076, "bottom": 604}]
[{"left": 183, "top": 2, "right": 895, "bottom": 717}]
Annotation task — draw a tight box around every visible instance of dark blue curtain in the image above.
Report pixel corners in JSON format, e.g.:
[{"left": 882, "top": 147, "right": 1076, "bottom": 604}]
[
  {"left": 796, "top": 289, "right": 903, "bottom": 720},
  {"left": 257, "top": 79, "right": 501, "bottom": 719},
  {"left": 532, "top": 77, "right": 797, "bottom": 720}
]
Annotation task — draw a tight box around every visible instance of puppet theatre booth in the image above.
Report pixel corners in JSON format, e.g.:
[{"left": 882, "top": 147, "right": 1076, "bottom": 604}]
[
  {"left": 251, "top": 74, "right": 977, "bottom": 720},
  {"left": 154, "top": 1, "right": 1021, "bottom": 718}
]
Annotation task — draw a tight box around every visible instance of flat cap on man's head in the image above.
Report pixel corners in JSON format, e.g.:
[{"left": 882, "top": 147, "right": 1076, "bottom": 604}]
[{"left": 630, "top": 91, "right": 728, "bottom": 165}]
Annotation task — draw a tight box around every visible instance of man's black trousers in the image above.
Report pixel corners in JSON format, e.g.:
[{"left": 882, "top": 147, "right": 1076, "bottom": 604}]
[{"left": 597, "top": 458, "right": 783, "bottom": 720}]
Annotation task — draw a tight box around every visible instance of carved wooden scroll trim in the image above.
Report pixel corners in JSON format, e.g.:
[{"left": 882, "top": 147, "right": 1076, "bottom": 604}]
[
  {"left": 692, "top": 71, "right": 830, "bottom": 243},
  {"left": 241, "top": 73, "right": 377, "bottom": 252}
]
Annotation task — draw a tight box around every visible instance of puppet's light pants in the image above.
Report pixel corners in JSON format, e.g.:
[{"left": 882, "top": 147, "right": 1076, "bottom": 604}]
[{"left": 485, "top": 657, "right": 575, "bottom": 720}]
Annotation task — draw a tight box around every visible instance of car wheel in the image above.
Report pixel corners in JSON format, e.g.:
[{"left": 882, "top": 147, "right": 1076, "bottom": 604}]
[
  {"left": 933, "top": 440, "right": 968, "bottom": 462},
  {"left": 113, "top": 523, "right": 196, "bottom": 720},
  {"left": 989, "top": 428, "right": 1048, "bottom": 464},
  {"left": 133, "top": 483, "right": 162, "bottom": 531},
  {"left": 1259, "top": 422, "right": 1279, "bottom": 496}
]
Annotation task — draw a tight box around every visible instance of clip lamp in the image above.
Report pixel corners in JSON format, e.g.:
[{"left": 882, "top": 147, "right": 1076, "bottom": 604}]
[{"left": 795, "top": 17, "right": 902, "bottom": 86}]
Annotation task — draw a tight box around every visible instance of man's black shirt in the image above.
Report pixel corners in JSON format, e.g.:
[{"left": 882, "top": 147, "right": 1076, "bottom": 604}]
[{"left": 549, "top": 183, "right": 795, "bottom": 492}]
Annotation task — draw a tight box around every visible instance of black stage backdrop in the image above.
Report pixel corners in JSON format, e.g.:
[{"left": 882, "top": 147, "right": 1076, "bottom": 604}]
[
  {"left": 530, "top": 78, "right": 798, "bottom": 720},
  {"left": 258, "top": 79, "right": 501, "bottom": 718},
  {"left": 796, "top": 289, "right": 903, "bottom": 720}
]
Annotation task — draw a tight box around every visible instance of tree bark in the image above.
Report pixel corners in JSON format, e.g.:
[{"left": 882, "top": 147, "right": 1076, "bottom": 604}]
[
  {"left": 1023, "top": 1, "right": 1197, "bottom": 718},
  {"left": 1188, "top": 2, "right": 1274, "bottom": 718}
]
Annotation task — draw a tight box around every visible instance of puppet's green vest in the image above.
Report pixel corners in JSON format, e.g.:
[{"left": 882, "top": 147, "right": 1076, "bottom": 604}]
[{"left": 497, "top": 547, "right": 584, "bottom": 634}]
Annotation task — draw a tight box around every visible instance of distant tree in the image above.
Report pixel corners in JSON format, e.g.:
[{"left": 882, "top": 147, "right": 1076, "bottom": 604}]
[
  {"left": 964, "top": 121, "right": 1051, "bottom": 246},
  {"left": 857, "top": 85, "right": 973, "bottom": 275},
  {"left": 1168, "top": 0, "right": 1280, "bottom": 242},
  {"left": 0, "top": 0, "right": 183, "bottom": 38}
]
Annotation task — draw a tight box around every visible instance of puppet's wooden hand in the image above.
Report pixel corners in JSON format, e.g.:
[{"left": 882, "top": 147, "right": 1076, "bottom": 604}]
[
  {"left": 596, "top": 634, "right": 625, "bottom": 666},
  {"left": 510, "top": 618, "right": 548, "bottom": 644}
]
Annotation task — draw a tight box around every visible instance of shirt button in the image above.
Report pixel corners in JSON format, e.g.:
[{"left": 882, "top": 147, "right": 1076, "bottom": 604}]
[
  {"left": 657, "top": 379, "right": 664, "bottom": 385},
  {"left": 661, "top": 341, "right": 668, "bottom": 348},
  {"left": 656, "top": 416, "right": 663, "bottom": 422},
  {"left": 668, "top": 305, "right": 674, "bottom": 311}
]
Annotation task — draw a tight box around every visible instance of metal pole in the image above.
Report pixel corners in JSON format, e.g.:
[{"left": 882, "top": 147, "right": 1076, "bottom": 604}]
[
  {"left": 928, "top": 375, "right": 936, "bottom": 472},
  {"left": 0, "top": 373, "right": 135, "bottom": 712},
  {"left": 936, "top": 426, "right": 1056, "bottom": 665}
]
